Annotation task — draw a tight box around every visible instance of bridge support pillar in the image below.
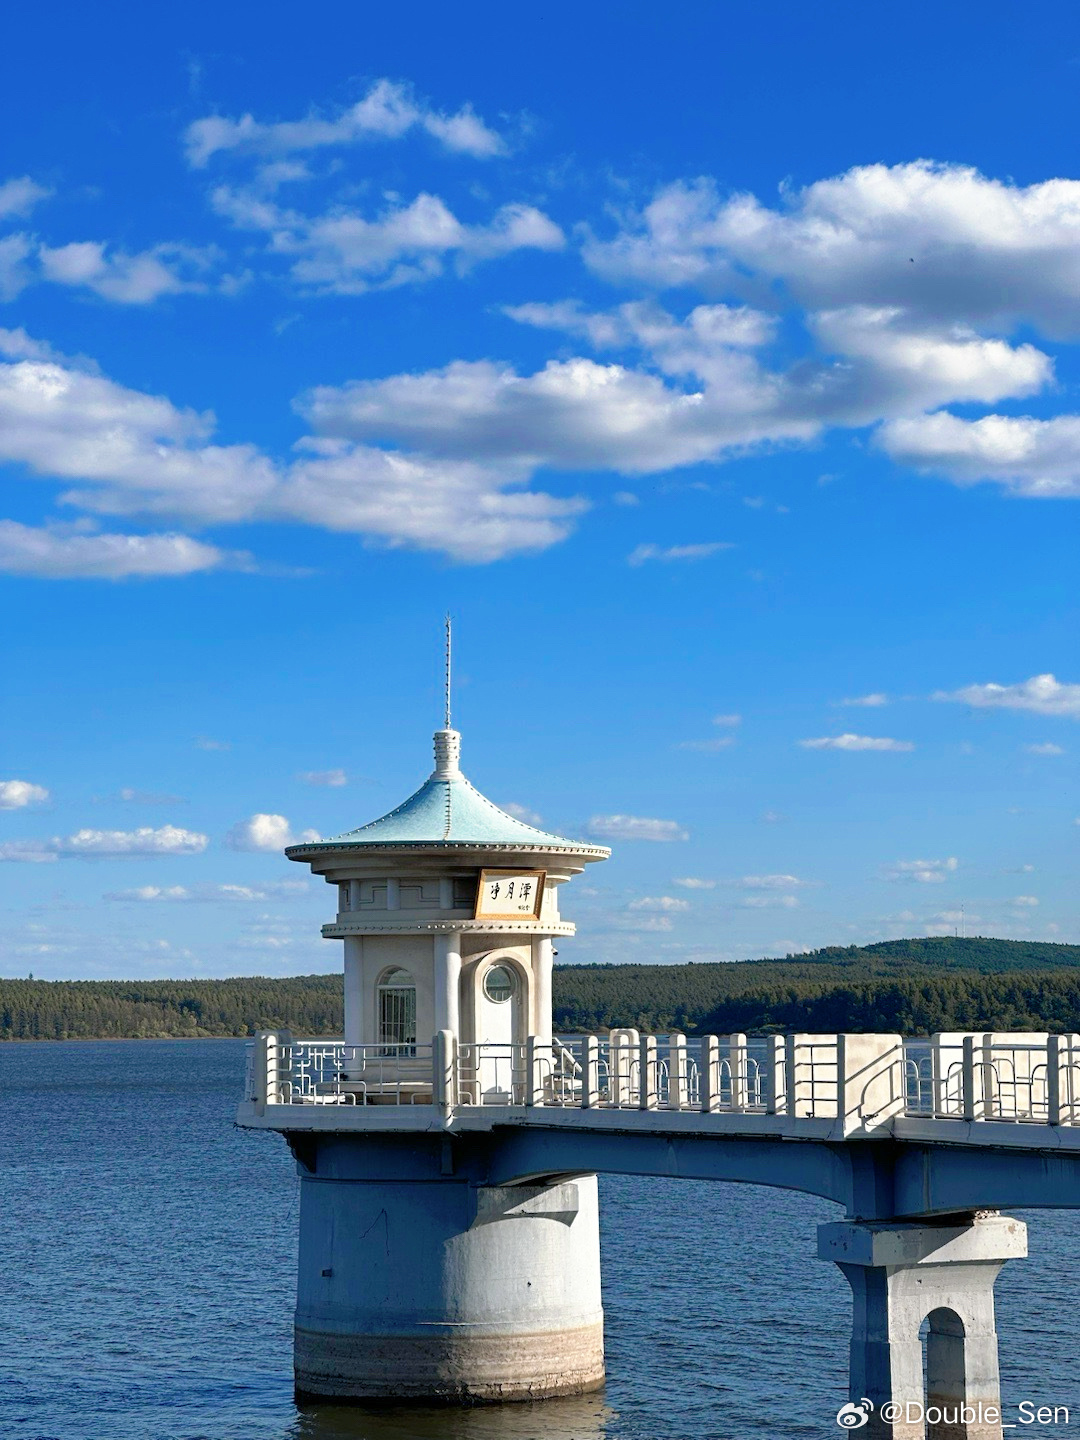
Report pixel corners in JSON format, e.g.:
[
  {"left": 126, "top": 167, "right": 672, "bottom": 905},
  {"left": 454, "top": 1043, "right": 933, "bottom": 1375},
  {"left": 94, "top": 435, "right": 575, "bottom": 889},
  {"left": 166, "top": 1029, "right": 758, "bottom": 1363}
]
[
  {"left": 290, "top": 1134, "right": 604, "bottom": 1403},
  {"left": 820, "top": 1213, "right": 1026, "bottom": 1440}
]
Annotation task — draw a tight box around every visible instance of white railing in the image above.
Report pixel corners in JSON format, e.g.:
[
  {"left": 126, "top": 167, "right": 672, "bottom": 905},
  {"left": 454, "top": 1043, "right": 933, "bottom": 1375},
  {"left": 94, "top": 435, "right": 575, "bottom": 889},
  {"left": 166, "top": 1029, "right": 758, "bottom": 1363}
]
[
  {"left": 245, "top": 1034, "right": 436, "bottom": 1105},
  {"left": 241, "top": 1030, "right": 1080, "bottom": 1131},
  {"left": 902, "top": 1033, "right": 1080, "bottom": 1124}
]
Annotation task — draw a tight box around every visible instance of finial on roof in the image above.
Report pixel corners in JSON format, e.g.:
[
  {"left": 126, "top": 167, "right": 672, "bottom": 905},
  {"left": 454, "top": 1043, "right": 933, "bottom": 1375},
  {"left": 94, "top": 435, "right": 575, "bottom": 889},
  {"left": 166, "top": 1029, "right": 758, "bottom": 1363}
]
[
  {"left": 433, "top": 727, "right": 462, "bottom": 780},
  {"left": 433, "top": 614, "right": 462, "bottom": 780}
]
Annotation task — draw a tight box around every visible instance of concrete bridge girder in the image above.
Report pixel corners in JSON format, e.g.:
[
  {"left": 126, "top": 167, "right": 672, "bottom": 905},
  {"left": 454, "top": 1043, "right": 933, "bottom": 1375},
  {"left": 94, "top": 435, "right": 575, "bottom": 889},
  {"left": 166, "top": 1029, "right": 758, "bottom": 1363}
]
[{"left": 480, "top": 1125, "right": 1080, "bottom": 1219}]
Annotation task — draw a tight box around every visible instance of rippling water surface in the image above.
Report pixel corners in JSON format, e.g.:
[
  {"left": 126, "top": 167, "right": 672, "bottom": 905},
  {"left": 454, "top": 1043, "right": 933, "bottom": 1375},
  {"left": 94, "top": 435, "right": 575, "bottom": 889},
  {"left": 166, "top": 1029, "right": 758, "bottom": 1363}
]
[{"left": 3, "top": 1040, "right": 1079, "bottom": 1440}]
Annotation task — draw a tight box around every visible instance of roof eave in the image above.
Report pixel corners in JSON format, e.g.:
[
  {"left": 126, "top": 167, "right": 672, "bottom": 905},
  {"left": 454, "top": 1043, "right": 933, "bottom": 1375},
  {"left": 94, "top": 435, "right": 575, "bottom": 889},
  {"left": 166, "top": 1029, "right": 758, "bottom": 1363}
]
[{"left": 285, "top": 839, "right": 611, "bottom": 861}]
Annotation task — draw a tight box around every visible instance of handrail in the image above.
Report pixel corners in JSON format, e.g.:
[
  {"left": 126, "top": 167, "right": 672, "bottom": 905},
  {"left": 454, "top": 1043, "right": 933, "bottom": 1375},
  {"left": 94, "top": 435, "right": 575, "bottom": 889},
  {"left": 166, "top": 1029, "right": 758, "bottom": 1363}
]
[{"left": 241, "top": 1030, "right": 1080, "bottom": 1132}]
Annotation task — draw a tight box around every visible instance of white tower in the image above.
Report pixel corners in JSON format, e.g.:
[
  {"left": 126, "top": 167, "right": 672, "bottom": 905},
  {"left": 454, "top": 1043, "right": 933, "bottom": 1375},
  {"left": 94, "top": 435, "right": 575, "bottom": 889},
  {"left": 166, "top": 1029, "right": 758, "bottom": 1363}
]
[
  {"left": 279, "top": 641, "right": 611, "bottom": 1401},
  {"left": 286, "top": 733, "right": 607, "bottom": 1070}
]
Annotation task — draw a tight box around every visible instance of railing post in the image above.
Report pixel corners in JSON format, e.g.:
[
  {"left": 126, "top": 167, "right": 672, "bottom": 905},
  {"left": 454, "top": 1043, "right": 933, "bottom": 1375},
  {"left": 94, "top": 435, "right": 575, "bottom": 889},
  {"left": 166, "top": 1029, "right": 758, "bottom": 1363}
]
[
  {"left": 836, "top": 1034, "right": 904, "bottom": 1137},
  {"left": 433, "top": 1029, "right": 457, "bottom": 1118},
  {"left": 766, "top": 1035, "right": 786, "bottom": 1114},
  {"left": 729, "top": 1032, "right": 748, "bottom": 1112},
  {"left": 668, "top": 1032, "right": 688, "bottom": 1110},
  {"left": 701, "top": 1035, "right": 720, "bottom": 1113},
  {"left": 609, "top": 1027, "right": 638, "bottom": 1107},
  {"left": 582, "top": 1035, "right": 600, "bottom": 1108},
  {"left": 1048, "top": 1034, "right": 1062, "bottom": 1126},
  {"left": 526, "top": 1035, "right": 545, "bottom": 1107},
  {"left": 784, "top": 1034, "right": 797, "bottom": 1117},
  {"left": 980, "top": 1032, "right": 999, "bottom": 1120},
  {"left": 253, "top": 1030, "right": 274, "bottom": 1108},
  {"left": 639, "top": 1035, "right": 658, "bottom": 1110},
  {"left": 1064, "top": 1035, "right": 1080, "bottom": 1125},
  {"left": 279, "top": 1028, "right": 295, "bottom": 1103},
  {"left": 962, "top": 1034, "right": 977, "bottom": 1122}
]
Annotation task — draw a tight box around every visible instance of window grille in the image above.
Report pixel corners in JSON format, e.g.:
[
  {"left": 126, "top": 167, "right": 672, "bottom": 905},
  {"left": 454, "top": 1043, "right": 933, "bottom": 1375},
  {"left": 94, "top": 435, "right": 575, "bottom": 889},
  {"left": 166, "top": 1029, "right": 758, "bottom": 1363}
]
[{"left": 377, "top": 968, "right": 417, "bottom": 1054}]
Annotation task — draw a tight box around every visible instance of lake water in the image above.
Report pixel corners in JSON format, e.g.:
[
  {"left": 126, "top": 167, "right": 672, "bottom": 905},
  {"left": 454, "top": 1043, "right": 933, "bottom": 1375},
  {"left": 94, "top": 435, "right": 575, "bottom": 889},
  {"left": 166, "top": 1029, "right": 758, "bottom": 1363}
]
[{"left": 2, "top": 1039, "right": 1079, "bottom": 1440}]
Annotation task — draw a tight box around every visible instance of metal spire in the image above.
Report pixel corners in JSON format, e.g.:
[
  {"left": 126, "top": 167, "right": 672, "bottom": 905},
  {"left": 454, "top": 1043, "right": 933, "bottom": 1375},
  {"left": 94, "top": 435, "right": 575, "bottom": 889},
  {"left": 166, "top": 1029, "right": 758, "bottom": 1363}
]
[
  {"left": 432, "top": 614, "right": 461, "bottom": 781},
  {"left": 444, "top": 613, "right": 452, "bottom": 731}
]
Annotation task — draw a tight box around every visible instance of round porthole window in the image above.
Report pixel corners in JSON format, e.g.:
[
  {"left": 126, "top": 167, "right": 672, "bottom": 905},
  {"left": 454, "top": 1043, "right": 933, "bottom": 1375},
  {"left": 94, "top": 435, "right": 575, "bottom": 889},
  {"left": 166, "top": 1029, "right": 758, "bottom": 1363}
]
[{"left": 483, "top": 964, "right": 514, "bottom": 1004}]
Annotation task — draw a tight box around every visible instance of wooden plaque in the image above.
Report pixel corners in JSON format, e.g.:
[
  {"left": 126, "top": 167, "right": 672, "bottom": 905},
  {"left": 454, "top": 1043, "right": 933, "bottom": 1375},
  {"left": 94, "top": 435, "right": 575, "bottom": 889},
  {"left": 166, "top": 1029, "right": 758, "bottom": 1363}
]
[{"left": 474, "top": 868, "right": 546, "bottom": 920}]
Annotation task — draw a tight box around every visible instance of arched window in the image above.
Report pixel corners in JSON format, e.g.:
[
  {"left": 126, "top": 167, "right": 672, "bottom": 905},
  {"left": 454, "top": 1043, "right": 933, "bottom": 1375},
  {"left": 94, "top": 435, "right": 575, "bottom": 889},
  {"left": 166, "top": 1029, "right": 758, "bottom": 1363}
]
[{"left": 377, "top": 967, "right": 417, "bottom": 1053}]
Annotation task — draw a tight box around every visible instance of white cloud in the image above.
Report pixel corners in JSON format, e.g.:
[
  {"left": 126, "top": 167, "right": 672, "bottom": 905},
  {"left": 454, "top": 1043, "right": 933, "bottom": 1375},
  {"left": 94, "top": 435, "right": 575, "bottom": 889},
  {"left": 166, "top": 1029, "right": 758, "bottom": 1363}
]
[
  {"left": 607, "top": 912, "right": 675, "bottom": 933},
  {"left": 584, "top": 161, "right": 1080, "bottom": 335},
  {"left": 104, "top": 885, "right": 191, "bottom": 902},
  {"left": 196, "top": 737, "right": 231, "bottom": 751},
  {"left": 881, "top": 856, "right": 958, "bottom": 883},
  {"left": 55, "top": 825, "right": 208, "bottom": 857},
  {"left": 212, "top": 186, "right": 564, "bottom": 295},
  {"left": 501, "top": 801, "right": 543, "bottom": 825},
  {"left": 0, "top": 520, "right": 242, "bottom": 579},
  {"left": 673, "top": 877, "right": 716, "bottom": 889},
  {"left": 1024, "top": 742, "right": 1065, "bottom": 756},
  {"left": 184, "top": 79, "right": 507, "bottom": 166},
  {"left": 104, "top": 880, "right": 308, "bottom": 902},
  {"left": 225, "top": 813, "right": 319, "bottom": 851},
  {"left": 839, "top": 692, "right": 889, "bottom": 707},
  {"left": 0, "top": 341, "right": 584, "bottom": 564},
  {"left": 0, "top": 176, "right": 51, "bottom": 218},
  {"left": 298, "top": 768, "right": 348, "bottom": 787},
  {"left": 713, "top": 713, "right": 741, "bottom": 726},
  {"left": 931, "top": 909, "right": 978, "bottom": 926},
  {"left": 741, "top": 893, "right": 800, "bottom": 909},
  {"left": 0, "top": 840, "right": 58, "bottom": 863},
  {"left": 628, "top": 895, "right": 691, "bottom": 911},
  {"left": 1013, "top": 895, "right": 1039, "bottom": 907},
  {"left": 880, "top": 412, "right": 1080, "bottom": 497},
  {"left": 676, "top": 736, "right": 734, "bottom": 752},
  {"left": 934, "top": 673, "right": 1080, "bottom": 717},
  {"left": 505, "top": 297, "right": 777, "bottom": 359},
  {"left": 0, "top": 779, "right": 49, "bottom": 809},
  {"left": 114, "top": 788, "right": 186, "bottom": 804},
  {"left": 37, "top": 241, "right": 220, "bottom": 304},
  {"left": 301, "top": 351, "right": 818, "bottom": 477},
  {"left": 305, "top": 300, "right": 1045, "bottom": 503},
  {"left": 0, "top": 825, "right": 208, "bottom": 861},
  {"left": 587, "top": 814, "right": 689, "bottom": 842},
  {"left": 629, "top": 541, "right": 733, "bottom": 565},
  {"left": 0, "top": 234, "right": 34, "bottom": 300},
  {"left": 799, "top": 733, "right": 914, "bottom": 752},
  {"left": 739, "top": 873, "right": 810, "bottom": 889}
]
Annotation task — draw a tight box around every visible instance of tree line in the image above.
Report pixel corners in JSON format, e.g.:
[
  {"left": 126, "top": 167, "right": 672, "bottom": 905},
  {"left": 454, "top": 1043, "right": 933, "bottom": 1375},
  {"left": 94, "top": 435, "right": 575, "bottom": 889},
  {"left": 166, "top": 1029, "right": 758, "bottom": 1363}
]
[{"left": 5, "top": 938, "right": 1080, "bottom": 1041}]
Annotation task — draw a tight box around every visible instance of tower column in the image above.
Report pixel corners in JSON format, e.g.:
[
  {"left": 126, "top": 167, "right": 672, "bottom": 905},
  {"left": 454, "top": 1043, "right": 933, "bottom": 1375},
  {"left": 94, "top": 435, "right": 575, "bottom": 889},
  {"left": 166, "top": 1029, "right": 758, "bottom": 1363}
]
[
  {"left": 434, "top": 931, "right": 462, "bottom": 1037},
  {"left": 293, "top": 1134, "right": 605, "bottom": 1402},
  {"left": 343, "top": 936, "right": 364, "bottom": 1048},
  {"left": 532, "top": 936, "right": 554, "bottom": 1042},
  {"left": 820, "top": 1214, "right": 1026, "bottom": 1440}
]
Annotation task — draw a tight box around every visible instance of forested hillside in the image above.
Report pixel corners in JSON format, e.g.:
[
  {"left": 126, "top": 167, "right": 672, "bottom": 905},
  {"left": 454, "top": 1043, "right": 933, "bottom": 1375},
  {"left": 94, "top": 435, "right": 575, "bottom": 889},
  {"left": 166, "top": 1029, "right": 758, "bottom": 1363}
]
[
  {"left": 0, "top": 975, "right": 343, "bottom": 1041},
  {"left": 4, "top": 937, "right": 1080, "bottom": 1040}
]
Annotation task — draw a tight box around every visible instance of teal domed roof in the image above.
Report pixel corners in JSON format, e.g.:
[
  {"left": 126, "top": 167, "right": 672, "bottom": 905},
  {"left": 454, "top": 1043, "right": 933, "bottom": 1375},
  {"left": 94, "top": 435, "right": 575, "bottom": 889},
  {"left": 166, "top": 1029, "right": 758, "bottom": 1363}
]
[{"left": 285, "top": 730, "right": 608, "bottom": 858}]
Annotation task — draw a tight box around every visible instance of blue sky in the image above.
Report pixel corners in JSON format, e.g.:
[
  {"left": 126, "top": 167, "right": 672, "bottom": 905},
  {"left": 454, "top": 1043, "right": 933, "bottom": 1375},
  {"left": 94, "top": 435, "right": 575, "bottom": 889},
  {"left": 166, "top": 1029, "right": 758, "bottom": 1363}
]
[{"left": 3, "top": 1, "right": 1080, "bottom": 977}]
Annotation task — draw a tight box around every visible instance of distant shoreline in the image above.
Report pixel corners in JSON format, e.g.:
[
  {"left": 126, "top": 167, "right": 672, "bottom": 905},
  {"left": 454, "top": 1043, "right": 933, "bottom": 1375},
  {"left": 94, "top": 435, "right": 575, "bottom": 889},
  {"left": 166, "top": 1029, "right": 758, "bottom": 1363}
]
[{"left": 5, "top": 939, "right": 1080, "bottom": 1039}]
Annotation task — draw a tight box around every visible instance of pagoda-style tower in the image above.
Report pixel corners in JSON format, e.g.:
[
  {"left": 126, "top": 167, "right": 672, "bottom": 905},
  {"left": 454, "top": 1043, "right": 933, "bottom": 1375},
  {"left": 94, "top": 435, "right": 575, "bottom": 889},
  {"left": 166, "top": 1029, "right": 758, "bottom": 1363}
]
[
  {"left": 287, "top": 723, "right": 606, "bottom": 1075},
  {"left": 271, "top": 675, "right": 610, "bottom": 1402}
]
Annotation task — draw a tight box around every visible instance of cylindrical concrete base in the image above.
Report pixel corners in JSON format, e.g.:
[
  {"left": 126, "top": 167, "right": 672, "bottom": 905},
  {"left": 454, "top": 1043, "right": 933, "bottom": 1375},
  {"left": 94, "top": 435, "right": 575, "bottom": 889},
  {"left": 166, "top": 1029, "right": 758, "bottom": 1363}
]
[{"left": 292, "top": 1136, "right": 604, "bottom": 1402}]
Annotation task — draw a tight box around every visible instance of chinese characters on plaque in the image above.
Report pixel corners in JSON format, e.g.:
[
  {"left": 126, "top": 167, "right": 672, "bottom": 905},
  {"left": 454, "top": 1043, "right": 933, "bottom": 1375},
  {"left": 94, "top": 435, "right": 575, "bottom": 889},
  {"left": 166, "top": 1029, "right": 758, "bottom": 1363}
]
[{"left": 473, "top": 869, "right": 546, "bottom": 920}]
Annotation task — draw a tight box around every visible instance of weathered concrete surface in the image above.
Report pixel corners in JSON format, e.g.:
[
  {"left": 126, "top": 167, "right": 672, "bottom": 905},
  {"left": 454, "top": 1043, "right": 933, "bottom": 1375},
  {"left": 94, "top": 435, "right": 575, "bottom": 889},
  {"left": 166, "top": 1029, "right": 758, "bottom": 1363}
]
[
  {"left": 292, "top": 1136, "right": 604, "bottom": 1402},
  {"left": 820, "top": 1214, "right": 1027, "bottom": 1440},
  {"left": 295, "top": 1322, "right": 605, "bottom": 1401}
]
